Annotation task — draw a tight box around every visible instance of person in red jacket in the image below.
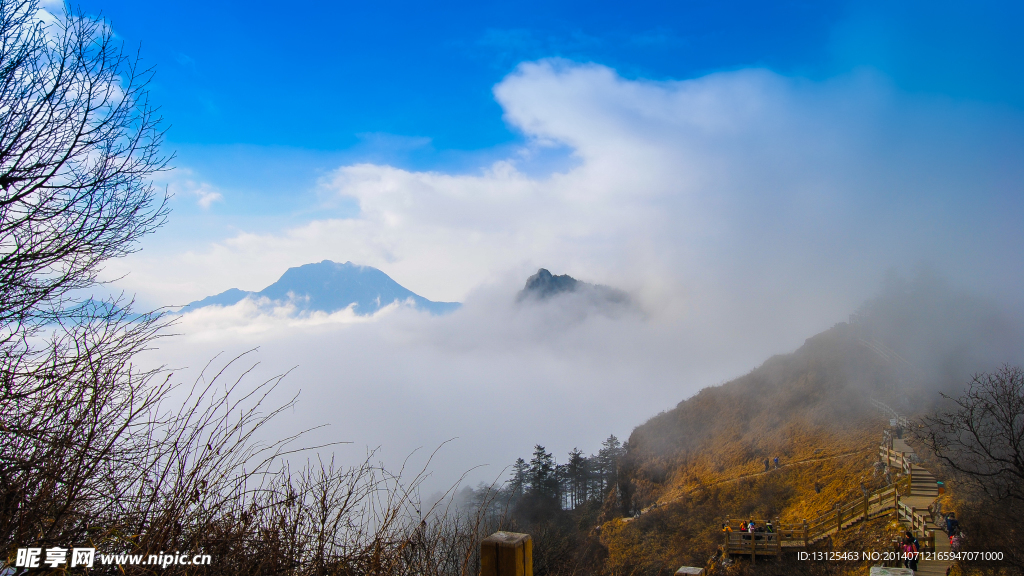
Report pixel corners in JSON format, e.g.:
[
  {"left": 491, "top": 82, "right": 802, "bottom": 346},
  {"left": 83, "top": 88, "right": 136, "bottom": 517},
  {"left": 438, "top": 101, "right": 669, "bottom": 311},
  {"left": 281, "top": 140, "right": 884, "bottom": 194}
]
[{"left": 901, "top": 532, "right": 919, "bottom": 571}]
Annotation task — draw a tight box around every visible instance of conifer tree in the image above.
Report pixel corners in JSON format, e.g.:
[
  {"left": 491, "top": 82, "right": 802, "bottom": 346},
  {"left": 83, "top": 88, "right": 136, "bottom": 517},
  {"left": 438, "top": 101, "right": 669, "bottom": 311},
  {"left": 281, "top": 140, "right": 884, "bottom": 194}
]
[
  {"left": 566, "top": 448, "right": 586, "bottom": 508},
  {"left": 509, "top": 457, "right": 529, "bottom": 497},
  {"left": 598, "top": 435, "right": 625, "bottom": 498},
  {"left": 528, "top": 444, "right": 558, "bottom": 501}
]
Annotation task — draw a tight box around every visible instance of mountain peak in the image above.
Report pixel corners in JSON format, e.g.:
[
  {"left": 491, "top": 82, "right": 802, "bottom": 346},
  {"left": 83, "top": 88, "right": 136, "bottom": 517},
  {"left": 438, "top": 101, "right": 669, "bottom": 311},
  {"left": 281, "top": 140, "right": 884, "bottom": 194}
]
[
  {"left": 519, "top": 268, "right": 580, "bottom": 300},
  {"left": 516, "top": 268, "right": 632, "bottom": 309},
  {"left": 179, "top": 261, "right": 460, "bottom": 316}
]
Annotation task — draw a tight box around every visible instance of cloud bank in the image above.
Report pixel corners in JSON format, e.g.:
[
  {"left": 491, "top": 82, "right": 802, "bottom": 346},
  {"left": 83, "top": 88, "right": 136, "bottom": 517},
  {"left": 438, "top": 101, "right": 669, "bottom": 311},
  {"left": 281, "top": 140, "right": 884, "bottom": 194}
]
[{"left": 133, "top": 60, "right": 1024, "bottom": 490}]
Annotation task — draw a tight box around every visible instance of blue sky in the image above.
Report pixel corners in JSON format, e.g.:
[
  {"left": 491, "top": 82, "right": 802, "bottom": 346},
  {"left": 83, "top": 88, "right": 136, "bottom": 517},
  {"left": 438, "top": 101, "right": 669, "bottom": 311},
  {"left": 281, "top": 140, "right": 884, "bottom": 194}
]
[
  {"left": 93, "top": 1, "right": 843, "bottom": 149},
  {"left": 78, "top": 0, "right": 1024, "bottom": 205}
]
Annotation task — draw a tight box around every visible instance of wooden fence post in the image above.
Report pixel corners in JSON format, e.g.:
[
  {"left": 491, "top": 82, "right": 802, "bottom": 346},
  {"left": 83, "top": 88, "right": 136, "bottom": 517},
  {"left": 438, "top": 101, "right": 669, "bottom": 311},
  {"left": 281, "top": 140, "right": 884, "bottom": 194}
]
[
  {"left": 481, "top": 532, "right": 532, "bottom": 576},
  {"left": 803, "top": 519, "right": 808, "bottom": 547}
]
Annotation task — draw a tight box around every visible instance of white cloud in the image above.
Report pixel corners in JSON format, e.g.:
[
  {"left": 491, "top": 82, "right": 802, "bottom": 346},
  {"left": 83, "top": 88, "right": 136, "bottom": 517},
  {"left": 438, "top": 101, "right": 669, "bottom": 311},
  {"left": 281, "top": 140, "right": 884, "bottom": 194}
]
[
  {"left": 170, "top": 296, "right": 411, "bottom": 342},
  {"left": 144, "top": 277, "right": 754, "bottom": 494},
  {"left": 120, "top": 61, "right": 1024, "bottom": 314},
  {"left": 194, "top": 186, "right": 223, "bottom": 209},
  {"left": 178, "top": 180, "right": 223, "bottom": 209},
  {"left": 151, "top": 167, "right": 224, "bottom": 209}
]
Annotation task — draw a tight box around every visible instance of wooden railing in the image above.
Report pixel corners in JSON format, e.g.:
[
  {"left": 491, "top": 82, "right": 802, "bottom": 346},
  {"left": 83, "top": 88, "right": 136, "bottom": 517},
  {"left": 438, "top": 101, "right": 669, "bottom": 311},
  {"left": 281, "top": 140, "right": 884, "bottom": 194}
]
[
  {"left": 879, "top": 445, "right": 914, "bottom": 476},
  {"left": 723, "top": 531, "right": 780, "bottom": 561},
  {"left": 723, "top": 477, "right": 909, "bottom": 557},
  {"left": 870, "top": 397, "right": 909, "bottom": 429},
  {"left": 770, "top": 522, "right": 808, "bottom": 545},
  {"left": 804, "top": 477, "right": 907, "bottom": 542},
  {"left": 896, "top": 500, "right": 936, "bottom": 552}
]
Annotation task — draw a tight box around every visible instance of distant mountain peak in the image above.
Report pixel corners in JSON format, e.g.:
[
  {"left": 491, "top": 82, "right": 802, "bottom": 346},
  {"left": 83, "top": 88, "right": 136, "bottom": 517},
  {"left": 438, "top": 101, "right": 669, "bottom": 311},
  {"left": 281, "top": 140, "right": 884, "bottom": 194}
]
[
  {"left": 179, "top": 260, "right": 460, "bottom": 316},
  {"left": 519, "top": 268, "right": 580, "bottom": 300},
  {"left": 517, "top": 268, "right": 632, "bottom": 308}
]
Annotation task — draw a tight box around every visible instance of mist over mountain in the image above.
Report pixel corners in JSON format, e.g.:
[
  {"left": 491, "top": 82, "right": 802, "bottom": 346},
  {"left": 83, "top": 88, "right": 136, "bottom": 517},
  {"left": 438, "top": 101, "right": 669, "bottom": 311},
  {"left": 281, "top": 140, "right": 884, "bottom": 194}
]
[
  {"left": 620, "top": 270, "right": 1024, "bottom": 514},
  {"left": 178, "top": 260, "right": 461, "bottom": 316},
  {"left": 517, "top": 268, "right": 633, "bottom": 309},
  {"left": 576, "top": 273, "right": 1024, "bottom": 571}
]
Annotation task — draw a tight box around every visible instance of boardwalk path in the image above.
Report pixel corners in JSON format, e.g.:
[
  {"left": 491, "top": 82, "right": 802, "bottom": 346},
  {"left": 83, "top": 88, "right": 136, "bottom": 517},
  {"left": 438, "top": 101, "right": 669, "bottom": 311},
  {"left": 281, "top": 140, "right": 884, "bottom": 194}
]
[
  {"left": 713, "top": 433, "right": 954, "bottom": 575},
  {"left": 889, "top": 438, "right": 951, "bottom": 576}
]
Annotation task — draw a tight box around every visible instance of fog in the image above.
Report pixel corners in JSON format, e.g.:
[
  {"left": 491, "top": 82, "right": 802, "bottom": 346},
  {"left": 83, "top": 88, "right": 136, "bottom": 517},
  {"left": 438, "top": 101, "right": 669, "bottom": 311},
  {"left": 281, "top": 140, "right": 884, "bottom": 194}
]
[{"left": 128, "top": 61, "right": 1024, "bottom": 494}]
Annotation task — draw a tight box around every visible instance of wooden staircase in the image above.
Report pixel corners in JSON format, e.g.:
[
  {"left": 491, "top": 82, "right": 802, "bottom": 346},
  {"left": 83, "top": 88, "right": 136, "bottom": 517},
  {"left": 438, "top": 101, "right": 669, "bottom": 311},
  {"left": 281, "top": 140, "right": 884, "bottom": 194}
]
[
  {"left": 910, "top": 465, "right": 938, "bottom": 497},
  {"left": 890, "top": 442, "right": 952, "bottom": 576},
  {"left": 721, "top": 421, "right": 956, "bottom": 576}
]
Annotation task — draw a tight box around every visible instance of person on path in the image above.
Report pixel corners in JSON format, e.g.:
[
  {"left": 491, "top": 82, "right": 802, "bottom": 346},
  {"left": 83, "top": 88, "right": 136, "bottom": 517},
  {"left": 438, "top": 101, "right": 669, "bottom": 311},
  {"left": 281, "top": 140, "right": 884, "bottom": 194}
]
[
  {"left": 950, "top": 531, "right": 963, "bottom": 552},
  {"left": 945, "top": 512, "right": 959, "bottom": 536},
  {"left": 773, "top": 456, "right": 780, "bottom": 469},
  {"left": 902, "top": 531, "right": 919, "bottom": 571},
  {"left": 764, "top": 458, "right": 770, "bottom": 472},
  {"left": 901, "top": 536, "right": 913, "bottom": 569}
]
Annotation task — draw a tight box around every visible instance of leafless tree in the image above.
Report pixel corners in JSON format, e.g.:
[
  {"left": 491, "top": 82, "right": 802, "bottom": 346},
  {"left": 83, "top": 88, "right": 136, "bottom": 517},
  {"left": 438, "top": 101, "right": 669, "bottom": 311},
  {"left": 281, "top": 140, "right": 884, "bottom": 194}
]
[
  {"left": 919, "top": 365, "right": 1024, "bottom": 505},
  {"left": 0, "top": 0, "right": 169, "bottom": 561},
  {"left": 0, "top": 0, "right": 168, "bottom": 340},
  {"left": 918, "top": 365, "right": 1024, "bottom": 573}
]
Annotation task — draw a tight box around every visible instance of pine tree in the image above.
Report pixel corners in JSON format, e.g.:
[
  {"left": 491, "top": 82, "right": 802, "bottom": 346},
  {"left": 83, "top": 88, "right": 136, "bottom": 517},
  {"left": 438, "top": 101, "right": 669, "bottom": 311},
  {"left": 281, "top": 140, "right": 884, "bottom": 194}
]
[
  {"left": 556, "top": 462, "right": 569, "bottom": 509},
  {"left": 566, "top": 448, "right": 587, "bottom": 508},
  {"left": 509, "top": 457, "right": 529, "bottom": 498},
  {"left": 528, "top": 444, "right": 558, "bottom": 502},
  {"left": 598, "top": 435, "right": 625, "bottom": 499}
]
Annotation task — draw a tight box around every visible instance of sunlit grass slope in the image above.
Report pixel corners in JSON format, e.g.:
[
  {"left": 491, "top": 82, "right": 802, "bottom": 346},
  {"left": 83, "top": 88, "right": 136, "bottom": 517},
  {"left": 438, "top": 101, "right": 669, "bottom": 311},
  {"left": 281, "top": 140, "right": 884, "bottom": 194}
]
[{"left": 602, "top": 321, "right": 899, "bottom": 573}]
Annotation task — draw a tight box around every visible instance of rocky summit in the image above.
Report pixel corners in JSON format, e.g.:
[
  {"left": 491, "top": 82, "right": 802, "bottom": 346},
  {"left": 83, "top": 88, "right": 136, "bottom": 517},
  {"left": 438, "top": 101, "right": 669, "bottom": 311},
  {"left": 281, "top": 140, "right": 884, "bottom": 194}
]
[{"left": 517, "top": 268, "right": 632, "bottom": 306}]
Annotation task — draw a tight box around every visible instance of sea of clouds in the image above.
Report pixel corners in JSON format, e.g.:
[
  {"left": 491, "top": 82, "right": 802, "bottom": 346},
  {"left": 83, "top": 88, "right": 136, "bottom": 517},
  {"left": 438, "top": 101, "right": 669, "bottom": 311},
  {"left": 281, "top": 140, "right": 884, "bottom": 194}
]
[{"left": 125, "top": 60, "right": 1024, "bottom": 493}]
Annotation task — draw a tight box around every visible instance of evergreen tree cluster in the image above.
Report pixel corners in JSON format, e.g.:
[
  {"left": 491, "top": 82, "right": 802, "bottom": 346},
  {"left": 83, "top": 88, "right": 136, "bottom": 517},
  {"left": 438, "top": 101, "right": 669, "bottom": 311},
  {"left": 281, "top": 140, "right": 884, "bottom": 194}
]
[
  {"left": 507, "top": 435, "right": 626, "bottom": 511},
  {"left": 456, "top": 435, "right": 627, "bottom": 575}
]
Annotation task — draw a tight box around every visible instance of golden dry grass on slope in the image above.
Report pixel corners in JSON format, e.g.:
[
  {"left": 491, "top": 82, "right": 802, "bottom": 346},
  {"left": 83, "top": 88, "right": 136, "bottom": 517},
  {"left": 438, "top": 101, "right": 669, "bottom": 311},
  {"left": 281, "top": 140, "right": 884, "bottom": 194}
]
[
  {"left": 600, "top": 431, "right": 884, "bottom": 574},
  {"left": 600, "top": 322, "right": 902, "bottom": 575},
  {"left": 623, "top": 323, "right": 896, "bottom": 510}
]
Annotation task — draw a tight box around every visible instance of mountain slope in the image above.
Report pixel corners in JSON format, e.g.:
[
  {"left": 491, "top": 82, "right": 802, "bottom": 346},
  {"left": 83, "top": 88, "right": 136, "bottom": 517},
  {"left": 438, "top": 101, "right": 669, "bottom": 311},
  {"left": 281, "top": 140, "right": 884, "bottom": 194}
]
[
  {"left": 622, "top": 322, "right": 890, "bottom": 512},
  {"left": 597, "top": 277, "right": 1022, "bottom": 574},
  {"left": 595, "top": 322, "right": 901, "bottom": 574},
  {"left": 179, "top": 260, "right": 460, "bottom": 316}
]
